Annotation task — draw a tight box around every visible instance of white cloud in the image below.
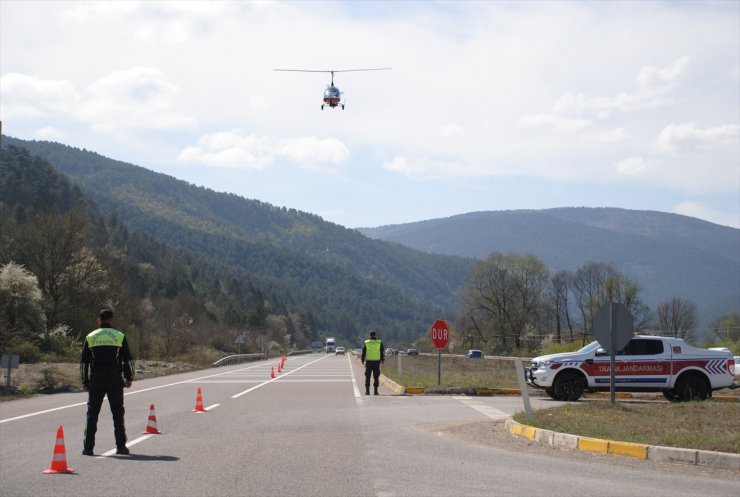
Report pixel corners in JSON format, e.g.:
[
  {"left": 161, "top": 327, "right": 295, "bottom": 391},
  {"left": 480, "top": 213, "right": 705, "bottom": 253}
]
[
  {"left": 0, "top": 68, "right": 195, "bottom": 135},
  {"left": 64, "top": 1, "right": 253, "bottom": 44},
  {"left": 383, "top": 156, "right": 474, "bottom": 180},
  {"left": 521, "top": 57, "right": 690, "bottom": 129},
  {"left": 518, "top": 113, "right": 592, "bottom": 132},
  {"left": 248, "top": 94, "right": 269, "bottom": 112},
  {"left": 178, "top": 130, "right": 349, "bottom": 170},
  {"left": 654, "top": 122, "right": 740, "bottom": 155},
  {"left": 585, "top": 128, "right": 627, "bottom": 143},
  {"left": 615, "top": 156, "right": 650, "bottom": 176},
  {"left": 673, "top": 201, "right": 740, "bottom": 229},
  {"left": 636, "top": 56, "right": 689, "bottom": 95},
  {"left": 0, "top": 73, "right": 80, "bottom": 118},
  {"left": 35, "top": 126, "right": 65, "bottom": 140},
  {"left": 279, "top": 136, "right": 349, "bottom": 163},
  {"left": 441, "top": 123, "right": 465, "bottom": 137},
  {"left": 81, "top": 67, "right": 195, "bottom": 133}
]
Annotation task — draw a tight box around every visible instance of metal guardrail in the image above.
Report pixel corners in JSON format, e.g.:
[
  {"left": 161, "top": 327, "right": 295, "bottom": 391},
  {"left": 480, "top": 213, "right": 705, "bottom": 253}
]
[
  {"left": 416, "top": 352, "right": 533, "bottom": 362},
  {"left": 212, "top": 353, "right": 264, "bottom": 367},
  {"left": 287, "top": 350, "right": 314, "bottom": 356},
  {"left": 212, "top": 349, "right": 317, "bottom": 367}
]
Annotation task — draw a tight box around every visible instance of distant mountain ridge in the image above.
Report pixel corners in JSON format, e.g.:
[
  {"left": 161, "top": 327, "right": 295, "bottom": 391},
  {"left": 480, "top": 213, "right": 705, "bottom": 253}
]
[{"left": 359, "top": 208, "right": 740, "bottom": 323}]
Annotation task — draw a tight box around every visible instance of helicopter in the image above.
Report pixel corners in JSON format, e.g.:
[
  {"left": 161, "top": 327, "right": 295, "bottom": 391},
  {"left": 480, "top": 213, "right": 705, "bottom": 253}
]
[{"left": 274, "top": 68, "right": 391, "bottom": 110}]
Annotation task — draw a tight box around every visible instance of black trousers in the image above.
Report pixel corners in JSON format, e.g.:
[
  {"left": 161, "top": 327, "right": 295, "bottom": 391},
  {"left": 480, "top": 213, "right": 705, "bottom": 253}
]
[
  {"left": 364, "top": 361, "right": 381, "bottom": 390},
  {"left": 84, "top": 375, "right": 127, "bottom": 450}
]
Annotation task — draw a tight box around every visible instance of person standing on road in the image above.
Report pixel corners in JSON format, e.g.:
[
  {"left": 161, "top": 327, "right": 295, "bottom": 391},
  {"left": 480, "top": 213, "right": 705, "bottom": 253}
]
[
  {"left": 80, "top": 308, "right": 135, "bottom": 456},
  {"left": 361, "top": 330, "right": 384, "bottom": 395}
]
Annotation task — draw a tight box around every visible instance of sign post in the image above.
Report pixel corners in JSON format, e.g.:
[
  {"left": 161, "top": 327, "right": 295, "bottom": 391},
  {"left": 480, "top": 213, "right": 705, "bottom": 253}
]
[
  {"left": 594, "top": 303, "right": 634, "bottom": 405},
  {"left": 430, "top": 319, "right": 450, "bottom": 386},
  {"left": 514, "top": 357, "right": 532, "bottom": 419},
  {"left": 2, "top": 354, "right": 19, "bottom": 393}
]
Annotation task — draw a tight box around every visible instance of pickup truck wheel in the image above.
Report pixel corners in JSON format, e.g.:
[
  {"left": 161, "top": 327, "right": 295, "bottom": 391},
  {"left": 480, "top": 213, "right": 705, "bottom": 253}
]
[
  {"left": 545, "top": 388, "right": 560, "bottom": 400},
  {"left": 662, "top": 389, "right": 677, "bottom": 402},
  {"left": 675, "top": 374, "right": 709, "bottom": 402},
  {"left": 553, "top": 372, "right": 585, "bottom": 401}
]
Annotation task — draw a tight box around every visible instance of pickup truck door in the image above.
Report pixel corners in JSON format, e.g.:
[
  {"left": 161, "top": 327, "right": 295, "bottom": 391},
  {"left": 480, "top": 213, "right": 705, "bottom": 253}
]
[{"left": 612, "top": 338, "right": 671, "bottom": 388}]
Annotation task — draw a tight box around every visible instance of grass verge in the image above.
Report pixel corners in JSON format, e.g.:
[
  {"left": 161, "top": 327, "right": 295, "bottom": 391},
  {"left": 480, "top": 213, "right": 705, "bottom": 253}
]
[
  {"left": 513, "top": 401, "right": 740, "bottom": 454},
  {"left": 381, "top": 354, "right": 526, "bottom": 392}
]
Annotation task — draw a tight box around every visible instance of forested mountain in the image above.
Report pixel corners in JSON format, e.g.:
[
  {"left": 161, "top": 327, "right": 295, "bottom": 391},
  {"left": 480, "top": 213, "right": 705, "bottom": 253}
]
[
  {"left": 359, "top": 209, "right": 740, "bottom": 324},
  {"left": 2, "top": 136, "right": 476, "bottom": 346},
  {"left": 1, "top": 145, "right": 281, "bottom": 359}
]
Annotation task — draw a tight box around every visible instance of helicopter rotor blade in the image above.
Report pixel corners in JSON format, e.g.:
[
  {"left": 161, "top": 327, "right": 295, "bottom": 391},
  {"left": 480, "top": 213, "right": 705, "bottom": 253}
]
[{"left": 273, "top": 68, "right": 391, "bottom": 73}]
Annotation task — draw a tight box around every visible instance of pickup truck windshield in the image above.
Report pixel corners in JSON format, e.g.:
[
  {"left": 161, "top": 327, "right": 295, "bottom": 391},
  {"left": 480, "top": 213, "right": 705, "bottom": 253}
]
[{"left": 577, "top": 341, "right": 601, "bottom": 354}]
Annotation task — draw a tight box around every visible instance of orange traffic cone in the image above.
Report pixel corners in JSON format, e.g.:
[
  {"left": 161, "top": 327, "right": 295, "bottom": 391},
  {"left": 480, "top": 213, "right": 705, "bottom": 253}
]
[
  {"left": 43, "top": 425, "right": 75, "bottom": 474},
  {"left": 270, "top": 366, "right": 275, "bottom": 379},
  {"left": 192, "top": 387, "right": 207, "bottom": 412},
  {"left": 142, "top": 404, "right": 162, "bottom": 434},
  {"left": 277, "top": 363, "right": 282, "bottom": 373}
]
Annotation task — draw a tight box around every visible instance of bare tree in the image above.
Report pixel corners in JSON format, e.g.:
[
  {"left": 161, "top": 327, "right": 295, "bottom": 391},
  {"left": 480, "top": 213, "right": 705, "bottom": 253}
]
[
  {"left": 458, "top": 252, "right": 549, "bottom": 351},
  {"left": 656, "top": 297, "right": 697, "bottom": 340},
  {"left": 571, "top": 262, "right": 614, "bottom": 340},
  {"left": 13, "top": 209, "right": 109, "bottom": 337},
  {"left": 571, "top": 261, "right": 651, "bottom": 341},
  {"left": 550, "top": 270, "right": 574, "bottom": 342}
]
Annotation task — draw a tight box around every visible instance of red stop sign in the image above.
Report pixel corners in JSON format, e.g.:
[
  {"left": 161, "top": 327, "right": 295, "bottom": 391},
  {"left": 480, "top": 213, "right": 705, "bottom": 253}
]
[{"left": 430, "top": 319, "right": 449, "bottom": 349}]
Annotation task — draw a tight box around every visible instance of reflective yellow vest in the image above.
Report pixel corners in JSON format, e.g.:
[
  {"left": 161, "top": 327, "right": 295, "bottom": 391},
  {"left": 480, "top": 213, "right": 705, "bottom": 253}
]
[
  {"left": 364, "top": 339, "right": 382, "bottom": 361},
  {"left": 86, "top": 327, "right": 125, "bottom": 348}
]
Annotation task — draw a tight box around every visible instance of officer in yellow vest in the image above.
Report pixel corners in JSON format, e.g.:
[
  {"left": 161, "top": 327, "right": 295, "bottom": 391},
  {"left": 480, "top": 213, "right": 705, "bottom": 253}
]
[
  {"left": 361, "top": 330, "right": 384, "bottom": 395},
  {"left": 80, "top": 308, "right": 134, "bottom": 456}
]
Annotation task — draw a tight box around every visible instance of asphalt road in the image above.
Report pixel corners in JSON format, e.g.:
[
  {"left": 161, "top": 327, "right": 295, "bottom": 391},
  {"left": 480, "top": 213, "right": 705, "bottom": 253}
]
[{"left": 0, "top": 353, "right": 737, "bottom": 497}]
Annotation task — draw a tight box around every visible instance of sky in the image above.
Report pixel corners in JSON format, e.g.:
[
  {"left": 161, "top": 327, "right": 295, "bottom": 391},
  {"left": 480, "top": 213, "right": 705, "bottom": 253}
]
[{"left": 1, "top": 0, "right": 739, "bottom": 229}]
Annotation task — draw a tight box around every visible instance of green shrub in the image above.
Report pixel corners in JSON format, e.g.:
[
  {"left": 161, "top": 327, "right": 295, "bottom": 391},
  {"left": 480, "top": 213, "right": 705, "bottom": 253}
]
[
  {"left": 35, "top": 366, "right": 75, "bottom": 393},
  {"left": 11, "top": 341, "right": 42, "bottom": 362}
]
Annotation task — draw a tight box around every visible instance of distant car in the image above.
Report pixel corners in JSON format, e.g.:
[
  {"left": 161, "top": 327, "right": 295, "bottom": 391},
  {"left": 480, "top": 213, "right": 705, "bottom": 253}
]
[
  {"left": 735, "top": 356, "right": 740, "bottom": 380},
  {"left": 466, "top": 349, "right": 483, "bottom": 359},
  {"left": 335, "top": 347, "right": 345, "bottom": 355},
  {"left": 406, "top": 348, "right": 419, "bottom": 356}
]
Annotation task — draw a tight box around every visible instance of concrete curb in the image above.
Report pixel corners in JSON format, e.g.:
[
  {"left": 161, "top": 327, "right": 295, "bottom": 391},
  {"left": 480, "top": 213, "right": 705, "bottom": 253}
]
[
  {"left": 379, "top": 374, "right": 406, "bottom": 394},
  {"left": 505, "top": 417, "right": 740, "bottom": 471}
]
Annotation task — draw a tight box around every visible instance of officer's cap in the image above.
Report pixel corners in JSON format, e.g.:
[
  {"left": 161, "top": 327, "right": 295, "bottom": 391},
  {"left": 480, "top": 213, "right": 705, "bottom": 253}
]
[{"left": 99, "top": 308, "right": 114, "bottom": 320}]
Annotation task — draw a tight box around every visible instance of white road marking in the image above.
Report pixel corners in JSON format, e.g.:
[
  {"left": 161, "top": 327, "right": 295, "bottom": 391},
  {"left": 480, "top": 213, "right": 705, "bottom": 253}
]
[
  {"left": 347, "top": 354, "right": 363, "bottom": 405},
  {"left": 230, "top": 355, "right": 329, "bottom": 398},
  {"left": 100, "top": 433, "right": 155, "bottom": 457},
  {"left": 453, "top": 395, "right": 509, "bottom": 421}
]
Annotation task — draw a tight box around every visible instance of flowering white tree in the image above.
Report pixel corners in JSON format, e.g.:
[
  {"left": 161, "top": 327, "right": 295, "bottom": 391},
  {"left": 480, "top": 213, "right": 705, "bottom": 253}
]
[{"left": 0, "top": 262, "right": 45, "bottom": 352}]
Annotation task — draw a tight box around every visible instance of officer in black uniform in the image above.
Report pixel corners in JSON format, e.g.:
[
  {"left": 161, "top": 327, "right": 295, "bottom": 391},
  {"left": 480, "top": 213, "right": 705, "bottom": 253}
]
[
  {"left": 80, "top": 308, "right": 134, "bottom": 456},
  {"left": 361, "top": 330, "right": 384, "bottom": 395}
]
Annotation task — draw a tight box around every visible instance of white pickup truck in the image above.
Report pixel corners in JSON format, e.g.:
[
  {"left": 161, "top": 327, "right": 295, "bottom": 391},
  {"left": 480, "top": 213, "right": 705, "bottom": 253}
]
[{"left": 527, "top": 335, "right": 737, "bottom": 401}]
